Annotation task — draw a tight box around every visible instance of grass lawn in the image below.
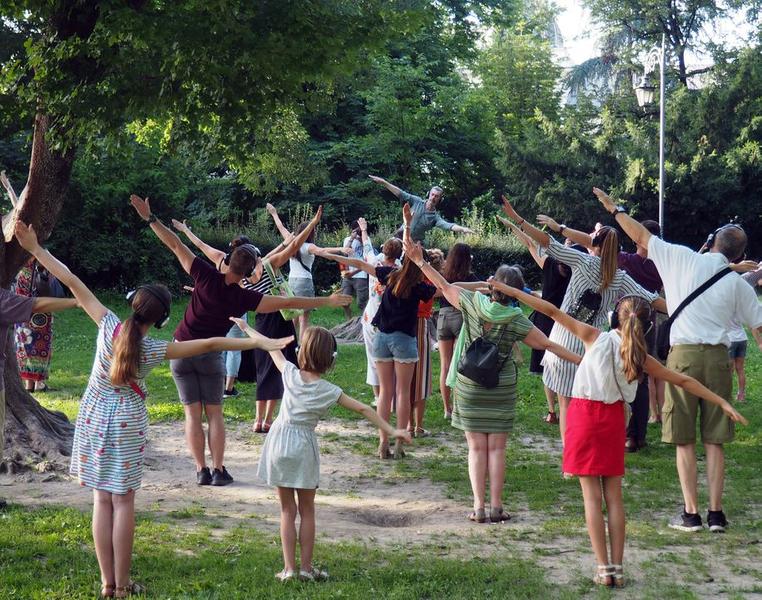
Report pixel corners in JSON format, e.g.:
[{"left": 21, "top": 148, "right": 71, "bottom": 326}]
[{"left": 2, "top": 295, "right": 761, "bottom": 599}]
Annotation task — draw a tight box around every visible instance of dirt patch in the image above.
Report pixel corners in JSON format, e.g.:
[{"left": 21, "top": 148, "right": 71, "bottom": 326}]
[{"left": 2, "top": 420, "right": 759, "bottom": 598}]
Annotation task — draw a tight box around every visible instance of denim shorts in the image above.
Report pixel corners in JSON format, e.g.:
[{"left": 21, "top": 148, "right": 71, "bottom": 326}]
[
  {"left": 728, "top": 340, "right": 747, "bottom": 359},
  {"left": 372, "top": 330, "right": 418, "bottom": 363}
]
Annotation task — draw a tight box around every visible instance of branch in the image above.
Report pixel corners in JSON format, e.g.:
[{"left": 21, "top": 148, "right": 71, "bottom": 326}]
[{"left": 685, "top": 66, "right": 713, "bottom": 78}]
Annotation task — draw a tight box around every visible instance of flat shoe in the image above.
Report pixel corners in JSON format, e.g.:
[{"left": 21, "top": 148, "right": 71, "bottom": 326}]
[
  {"left": 489, "top": 506, "right": 511, "bottom": 523},
  {"left": 262, "top": 421, "right": 271, "bottom": 433},
  {"left": 253, "top": 421, "right": 263, "bottom": 433},
  {"left": 300, "top": 567, "right": 329, "bottom": 581},
  {"left": 414, "top": 428, "right": 431, "bottom": 438},
  {"left": 275, "top": 569, "right": 297, "bottom": 582}
]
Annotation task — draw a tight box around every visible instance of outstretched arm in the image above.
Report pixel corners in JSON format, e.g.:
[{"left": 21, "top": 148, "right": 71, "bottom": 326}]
[
  {"left": 267, "top": 205, "right": 324, "bottom": 269},
  {"left": 368, "top": 175, "right": 403, "bottom": 198},
  {"left": 522, "top": 327, "right": 583, "bottom": 365},
  {"left": 256, "top": 291, "right": 352, "bottom": 314},
  {"left": 15, "top": 222, "right": 104, "bottom": 324},
  {"left": 171, "top": 219, "right": 226, "bottom": 267},
  {"left": 337, "top": 393, "right": 412, "bottom": 443},
  {"left": 644, "top": 356, "right": 747, "bottom": 425},
  {"left": 499, "top": 196, "right": 550, "bottom": 248},
  {"left": 500, "top": 218, "right": 546, "bottom": 268},
  {"left": 315, "top": 251, "right": 376, "bottom": 276},
  {"left": 166, "top": 330, "right": 293, "bottom": 360},
  {"left": 489, "top": 278, "right": 600, "bottom": 347},
  {"left": 450, "top": 223, "right": 476, "bottom": 235},
  {"left": 537, "top": 214, "right": 594, "bottom": 249},
  {"left": 593, "top": 187, "right": 652, "bottom": 248},
  {"left": 403, "top": 235, "right": 461, "bottom": 309},
  {"left": 131, "top": 195, "right": 196, "bottom": 275},
  {"left": 231, "top": 317, "right": 289, "bottom": 372},
  {"left": 266, "top": 203, "right": 294, "bottom": 243}
]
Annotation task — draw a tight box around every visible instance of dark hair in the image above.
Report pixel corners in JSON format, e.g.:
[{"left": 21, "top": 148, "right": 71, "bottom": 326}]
[
  {"left": 386, "top": 256, "right": 424, "bottom": 299},
  {"left": 442, "top": 242, "right": 473, "bottom": 283},
  {"left": 230, "top": 235, "right": 253, "bottom": 249},
  {"left": 426, "top": 248, "right": 445, "bottom": 273},
  {"left": 641, "top": 220, "right": 661, "bottom": 237},
  {"left": 491, "top": 265, "right": 525, "bottom": 305},
  {"left": 110, "top": 284, "right": 171, "bottom": 386},
  {"left": 228, "top": 244, "right": 259, "bottom": 276},
  {"left": 298, "top": 326, "right": 337, "bottom": 374},
  {"left": 381, "top": 238, "right": 403, "bottom": 260},
  {"left": 296, "top": 221, "right": 315, "bottom": 244},
  {"left": 714, "top": 226, "right": 747, "bottom": 262}
]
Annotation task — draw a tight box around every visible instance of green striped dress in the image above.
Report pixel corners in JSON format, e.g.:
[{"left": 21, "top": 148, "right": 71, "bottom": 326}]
[{"left": 451, "top": 291, "right": 533, "bottom": 433}]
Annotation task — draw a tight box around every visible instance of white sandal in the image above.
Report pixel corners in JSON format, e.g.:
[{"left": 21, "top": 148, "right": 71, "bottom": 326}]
[
  {"left": 593, "top": 564, "right": 614, "bottom": 586},
  {"left": 611, "top": 564, "right": 625, "bottom": 588},
  {"left": 275, "top": 569, "right": 297, "bottom": 582},
  {"left": 299, "top": 567, "right": 329, "bottom": 581}
]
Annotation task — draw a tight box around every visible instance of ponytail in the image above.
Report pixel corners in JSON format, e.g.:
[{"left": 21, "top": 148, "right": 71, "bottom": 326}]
[
  {"left": 387, "top": 257, "right": 423, "bottom": 299},
  {"left": 619, "top": 313, "right": 647, "bottom": 383},
  {"left": 110, "top": 315, "right": 143, "bottom": 387},
  {"left": 598, "top": 228, "right": 619, "bottom": 291}
]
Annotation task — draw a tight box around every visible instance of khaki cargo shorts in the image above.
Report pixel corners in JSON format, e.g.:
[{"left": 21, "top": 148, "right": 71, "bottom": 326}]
[{"left": 662, "top": 344, "right": 734, "bottom": 445}]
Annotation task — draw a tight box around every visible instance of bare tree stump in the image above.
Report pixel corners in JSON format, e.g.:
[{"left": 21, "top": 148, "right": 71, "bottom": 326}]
[{"left": 330, "top": 316, "right": 363, "bottom": 343}]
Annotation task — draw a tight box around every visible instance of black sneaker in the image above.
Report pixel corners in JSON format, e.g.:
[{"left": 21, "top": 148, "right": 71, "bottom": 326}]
[
  {"left": 668, "top": 510, "right": 703, "bottom": 532},
  {"left": 211, "top": 466, "right": 234, "bottom": 486},
  {"left": 196, "top": 467, "right": 212, "bottom": 486},
  {"left": 223, "top": 387, "right": 240, "bottom": 398},
  {"left": 707, "top": 510, "right": 728, "bottom": 533}
]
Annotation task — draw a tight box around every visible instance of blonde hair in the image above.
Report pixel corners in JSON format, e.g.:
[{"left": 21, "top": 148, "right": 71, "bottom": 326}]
[
  {"left": 298, "top": 326, "right": 337, "bottom": 374},
  {"left": 594, "top": 226, "right": 619, "bottom": 292},
  {"left": 616, "top": 296, "right": 650, "bottom": 383},
  {"left": 110, "top": 285, "right": 171, "bottom": 386}
]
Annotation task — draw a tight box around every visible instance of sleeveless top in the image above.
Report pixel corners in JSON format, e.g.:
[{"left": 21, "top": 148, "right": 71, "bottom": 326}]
[{"left": 571, "top": 330, "right": 638, "bottom": 404}]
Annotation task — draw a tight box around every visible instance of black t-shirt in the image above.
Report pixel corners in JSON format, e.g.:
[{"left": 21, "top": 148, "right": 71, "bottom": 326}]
[
  {"left": 440, "top": 272, "right": 479, "bottom": 309},
  {"left": 371, "top": 266, "right": 436, "bottom": 337}
]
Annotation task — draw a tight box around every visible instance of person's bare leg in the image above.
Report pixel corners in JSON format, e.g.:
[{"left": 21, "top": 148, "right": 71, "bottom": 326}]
[
  {"left": 93, "top": 490, "right": 115, "bottom": 591},
  {"left": 676, "top": 443, "right": 699, "bottom": 513},
  {"left": 705, "top": 442, "right": 725, "bottom": 511},
  {"left": 224, "top": 376, "right": 236, "bottom": 392},
  {"left": 264, "top": 399, "right": 278, "bottom": 426},
  {"left": 375, "top": 361, "right": 395, "bottom": 449},
  {"left": 734, "top": 357, "right": 746, "bottom": 401},
  {"left": 558, "top": 394, "right": 570, "bottom": 445},
  {"left": 205, "top": 403, "right": 225, "bottom": 471},
  {"left": 277, "top": 487, "right": 298, "bottom": 573},
  {"left": 296, "top": 489, "right": 317, "bottom": 572},
  {"left": 439, "top": 339, "right": 455, "bottom": 415},
  {"left": 648, "top": 375, "right": 658, "bottom": 421},
  {"left": 465, "top": 432, "right": 488, "bottom": 512},
  {"left": 183, "top": 402, "right": 206, "bottom": 471},
  {"left": 579, "top": 477, "right": 609, "bottom": 567},
  {"left": 254, "top": 400, "right": 266, "bottom": 429},
  {"left": 602, "top": 477, "right": 625, "bottom": 565},
  {"left": 111, "top": 490, "right": 136, "bottom": 590},
  {"left": 486, "top": 433, "right": 508, "bottom": 510},
  {"left": 393, "top": 361, "right": 416, "bottom": 454},
  {"left": 544, "top": 385, "right": 556, "bottom": 415}
]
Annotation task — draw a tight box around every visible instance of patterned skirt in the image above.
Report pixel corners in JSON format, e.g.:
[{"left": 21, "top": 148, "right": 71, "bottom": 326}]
[
  {"left": 409, "top": 316, "right": 432, "bottom": 405},
  {"left": 451, "top": 361, "right": 518, "bottom": 433},
  {"left": 15, "top": 313, "right": 54, "bottom": 382}
]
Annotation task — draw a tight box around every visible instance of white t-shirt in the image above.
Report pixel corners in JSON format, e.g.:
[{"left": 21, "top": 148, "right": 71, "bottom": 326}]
[
  {"left": 572, "top": 330, "right": 637, "bottom": 404},
  {"left": 648, "top": 236, "right": 762, "bottom": 347},
  {"left": 342, "top": 236, "right": 368, "bottom": 280},
  {"left": 288, "top": 243, "right": 315, "bottom": 280}
]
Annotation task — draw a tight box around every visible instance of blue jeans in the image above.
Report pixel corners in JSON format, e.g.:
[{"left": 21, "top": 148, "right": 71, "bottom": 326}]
[{"left": 225, "top": 315, "right": 248, "bottom": 378}]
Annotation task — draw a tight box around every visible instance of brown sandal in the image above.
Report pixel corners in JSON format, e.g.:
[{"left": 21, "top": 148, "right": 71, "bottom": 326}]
[
  {"left": 489, "top": 506, "right": 511, "bottom": 523},
  {"left": 378, "top": 443, "right": 392, "bottom": 459},
  {"left": 100, "top": 584, "right": 115, "bottom": 598},
  {"left": 253, "top": 420, "right": 263, "bottom": 433},
  {"left": 262, "top": 421, "right": 271, "bottom": 434},
  {"left": 469, "top": 508, "right": 487, "bottom": 523},
  {"left": 593, "top": 565, "right": 614, "bottom": 586},
  {"left": 114, "top": 582, "right": 144, "bottom": 598}
]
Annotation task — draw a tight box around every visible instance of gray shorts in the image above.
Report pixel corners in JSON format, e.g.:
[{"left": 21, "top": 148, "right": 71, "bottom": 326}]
[
  {"left": 341, "top": 277, "right": 369, "bottom": 310},
  {"left": 170, "top": 351, "right": 225, "bottom": 405},
  {"left": 437, "top": 307, "right": 463, "bottom": 341},
  {"left": 289, "top": 276, "right": 315, "bottom": 298},
  {"left": 728, "top": 340, "right": 747, "bottom": 359}
]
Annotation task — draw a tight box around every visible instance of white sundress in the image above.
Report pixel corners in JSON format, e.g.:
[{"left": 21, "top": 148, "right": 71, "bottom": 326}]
[{"left": 256, "top": 362, "right": 342, "bottom": 489}]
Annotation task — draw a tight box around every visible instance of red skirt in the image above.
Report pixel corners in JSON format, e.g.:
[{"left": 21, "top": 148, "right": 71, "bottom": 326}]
[{"left": 563, "top": 398, "right": 626, "bottom": 477}]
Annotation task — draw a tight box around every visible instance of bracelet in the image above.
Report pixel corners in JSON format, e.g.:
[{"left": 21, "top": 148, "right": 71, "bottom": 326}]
[
  {"left": 147, "top": 214, "right": 158, "bottom": 224},
  {"left": 559, "top": 225, "right": 566, "bottom": 235},
  {"left": 517, "top": 218, "right": 525, "bottom": 226}
]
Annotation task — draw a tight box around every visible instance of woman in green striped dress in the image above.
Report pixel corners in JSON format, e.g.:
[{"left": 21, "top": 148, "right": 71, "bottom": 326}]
[{"left": 406, "top": 242, "right": 581, "bottom": 523}]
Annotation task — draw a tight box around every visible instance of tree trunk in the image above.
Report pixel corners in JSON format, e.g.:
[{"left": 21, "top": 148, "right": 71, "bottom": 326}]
[{"left": 1, "top": 114, "right": 76, "bottom": 471}]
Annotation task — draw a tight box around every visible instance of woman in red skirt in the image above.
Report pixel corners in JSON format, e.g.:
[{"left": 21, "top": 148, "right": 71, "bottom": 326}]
[{"left": 488, "top": 284, "right": 748, "bottom": 588}]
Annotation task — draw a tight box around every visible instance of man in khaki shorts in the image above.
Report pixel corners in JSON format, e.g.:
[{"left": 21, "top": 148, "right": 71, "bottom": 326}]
[{"left": 595, "top": 188, "right": 762, "bottom": 533}]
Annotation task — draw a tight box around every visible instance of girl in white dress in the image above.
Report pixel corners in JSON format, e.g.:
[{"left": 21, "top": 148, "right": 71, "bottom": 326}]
[{"left": 233, "top": 320, "right": 411, "bottom": 582}]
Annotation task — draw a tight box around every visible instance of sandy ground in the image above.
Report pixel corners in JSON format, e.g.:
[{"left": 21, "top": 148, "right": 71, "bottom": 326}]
[{"left": 2, "top": 420, "right": 760, "bottom": 598}]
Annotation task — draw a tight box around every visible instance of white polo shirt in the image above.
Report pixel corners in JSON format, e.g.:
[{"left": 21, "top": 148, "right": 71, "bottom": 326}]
[{"left": 647, "top": 236, "right": 762, "bottom": 346}]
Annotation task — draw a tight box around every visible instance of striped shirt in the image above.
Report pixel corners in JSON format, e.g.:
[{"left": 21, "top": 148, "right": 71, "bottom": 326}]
[{"left": 539, "top": 238, "right": 658, "bottom": 397}]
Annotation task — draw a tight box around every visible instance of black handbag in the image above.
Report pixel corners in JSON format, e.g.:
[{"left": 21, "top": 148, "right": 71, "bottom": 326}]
[
  {"left": 569, "top": 288, "right": 602, "bottom": 325},
  {"left": 457, "top": 326, "right": 509, "bottom": 389},
  {"left": 655, "top": 267, "right": 733, "bottom": 360}
]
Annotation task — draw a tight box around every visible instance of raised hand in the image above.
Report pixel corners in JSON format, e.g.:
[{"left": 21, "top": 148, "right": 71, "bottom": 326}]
[
  {"left": 130, "top": 194, "right": 152, "bottom": 221},
  {"left": 230, "top": 317, "right": 294, "bottom": 350},
  {"left": 402, "top": 202, "right": 413, "bottom": 227},
  {"left": 328, "top": 293, "right": 353, "bottom": 307},
  {"left": 266, "top": 202, "right": 277, "bottom": 216},
  {"left": 171, "top": 218, "right": 189, "bottom": 233},
  {"left": 357, "top": 217, "right": 368, "bottom": 231},
  {"left": 404, "top": 238, "right": 424, "bottom": 265},
  {"left": 730, "top": 260, "right": 759, "bottom": 273},
  {"left": 501, "top": 195, "right": 521, "bottom": 222},
  {"left": 592, "top": 187, "right": 616, "bottom": 213},
  {"left": 368, "top": 175, "right": 385, "bottom": 184},
  {"left": 537, "top": 214, "right": 560, "bottom": 232},
  {"left": 313, "top": 205, "right": 324, "bottom": 223},
  {"left": 14, "top": 221, "right": 40, "bottom": 252}
]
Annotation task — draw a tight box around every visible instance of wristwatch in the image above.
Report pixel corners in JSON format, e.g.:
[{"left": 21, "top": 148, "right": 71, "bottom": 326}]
[
  {"left": 558, "top": 225, "right": 566, "bottom": 235},
  {"left": 147, "top": 213, "right": 158, "bottom": 224},
  {"left": 610, "top": 206, "right": 627, "bottom": 216}
]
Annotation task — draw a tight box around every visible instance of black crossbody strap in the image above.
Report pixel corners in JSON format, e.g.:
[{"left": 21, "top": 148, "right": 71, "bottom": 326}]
[
  {"left": 295, "top": 248, "right": 312, "bottom": 273},
  {"left": 665, "top": 267, "right": 733, "bottom": 327}
]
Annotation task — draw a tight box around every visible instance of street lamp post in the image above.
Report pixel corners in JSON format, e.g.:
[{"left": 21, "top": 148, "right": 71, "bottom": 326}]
[{"left": 634, "top": 34, "right": 666, "bottom": 236}]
